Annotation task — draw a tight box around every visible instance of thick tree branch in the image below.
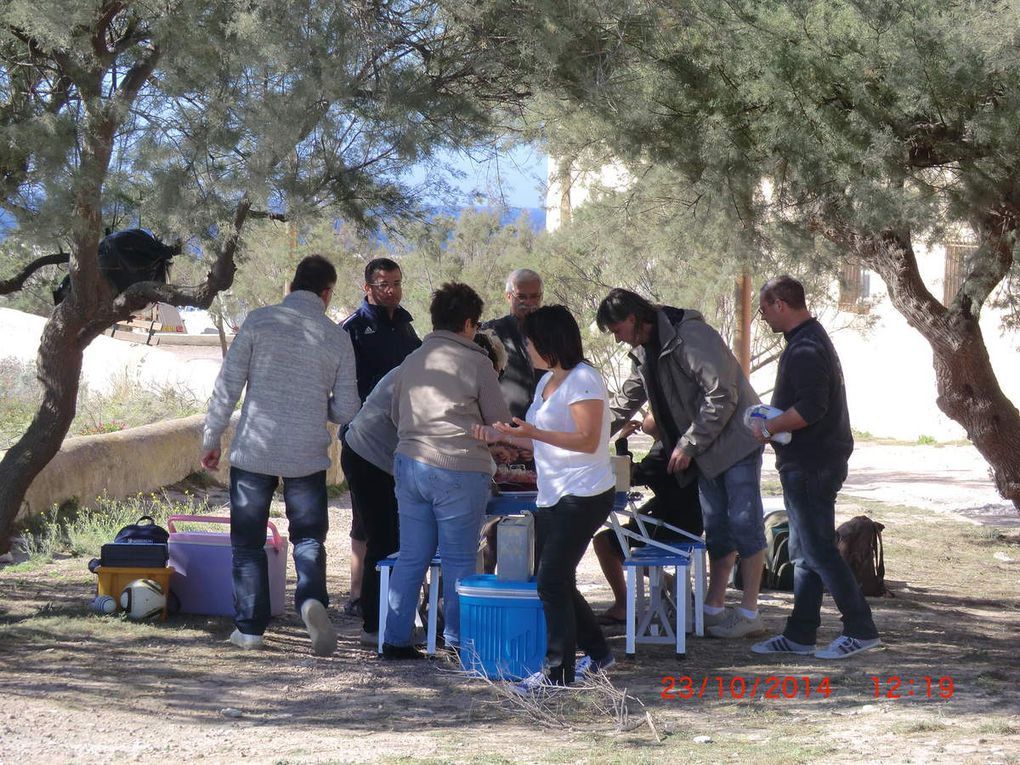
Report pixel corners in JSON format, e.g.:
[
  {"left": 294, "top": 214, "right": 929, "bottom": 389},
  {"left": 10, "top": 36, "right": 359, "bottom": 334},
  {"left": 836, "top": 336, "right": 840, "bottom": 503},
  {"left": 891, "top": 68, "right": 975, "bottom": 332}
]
[
  {"left": 0, "top": 252, "right": 69, "bottom": 295},
  {"left": 90, "top": 1, "right": 126, "bottom": 60},
  {"left": 249, "top": 210, "right": 288, "bottom": 222}
]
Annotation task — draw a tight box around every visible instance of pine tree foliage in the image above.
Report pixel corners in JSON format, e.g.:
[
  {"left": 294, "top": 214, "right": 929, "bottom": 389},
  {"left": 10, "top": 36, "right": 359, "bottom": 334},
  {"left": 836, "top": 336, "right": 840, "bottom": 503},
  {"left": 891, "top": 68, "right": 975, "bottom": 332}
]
[
  {"left": 522, "top": 0, "right": 1020, "bottom": 508},
  {"left": 0, "top": 0, "right": 532, "bottom": 548}
]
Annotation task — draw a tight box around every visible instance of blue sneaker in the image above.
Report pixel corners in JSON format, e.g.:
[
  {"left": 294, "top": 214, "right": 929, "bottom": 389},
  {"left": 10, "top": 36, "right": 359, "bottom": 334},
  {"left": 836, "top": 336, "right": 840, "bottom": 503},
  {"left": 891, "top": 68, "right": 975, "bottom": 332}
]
[
  {"left": 511, "top": 670, "right": 566, "bottom": 695},
  {"left": 576, "top": 653, "right": 616, "bottom": 678}
]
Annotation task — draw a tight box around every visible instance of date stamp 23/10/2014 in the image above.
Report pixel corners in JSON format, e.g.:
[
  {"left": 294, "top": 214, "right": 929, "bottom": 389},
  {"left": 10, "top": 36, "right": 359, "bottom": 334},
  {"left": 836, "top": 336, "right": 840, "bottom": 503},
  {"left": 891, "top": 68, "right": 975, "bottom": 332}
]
[{"left": 660, "top": 676, "right": 956, "bottom": 701}]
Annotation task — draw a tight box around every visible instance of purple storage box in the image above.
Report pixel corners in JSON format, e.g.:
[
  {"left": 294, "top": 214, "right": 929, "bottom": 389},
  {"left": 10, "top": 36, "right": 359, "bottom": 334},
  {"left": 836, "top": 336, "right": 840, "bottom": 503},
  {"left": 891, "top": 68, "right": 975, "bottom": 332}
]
[{"left": 167, "top": 515, "right": 288, "bottom": 617}]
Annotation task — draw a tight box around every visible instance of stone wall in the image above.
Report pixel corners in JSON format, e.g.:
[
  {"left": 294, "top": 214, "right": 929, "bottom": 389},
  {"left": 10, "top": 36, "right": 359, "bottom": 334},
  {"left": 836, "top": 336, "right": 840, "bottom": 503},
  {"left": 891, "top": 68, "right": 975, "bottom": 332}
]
[{"left": 16, "top": 414, "right": 343, "bottom": 521}]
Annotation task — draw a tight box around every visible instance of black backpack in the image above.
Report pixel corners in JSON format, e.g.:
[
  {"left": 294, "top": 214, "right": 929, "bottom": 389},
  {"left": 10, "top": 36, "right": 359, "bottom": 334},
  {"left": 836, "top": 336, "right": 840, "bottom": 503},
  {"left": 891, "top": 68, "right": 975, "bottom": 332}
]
[
  {"left": 113, "top": 515, "right": 170, "bottom": 545},
  {"left": 762, "top": 512, "right": 794, "bottom": 590},
  {"left": 53, "top": 229, "right": 177, "bottom": 305},
  {"left": 730, "top": 511, "right": 794, "bottom": 591}
]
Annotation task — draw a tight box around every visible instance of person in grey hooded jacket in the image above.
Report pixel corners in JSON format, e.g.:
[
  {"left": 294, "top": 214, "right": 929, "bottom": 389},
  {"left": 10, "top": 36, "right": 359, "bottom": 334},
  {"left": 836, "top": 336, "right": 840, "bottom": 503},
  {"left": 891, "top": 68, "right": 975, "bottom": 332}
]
[{"left": 596, "top": 288, "right": 767, "bottom": 639}]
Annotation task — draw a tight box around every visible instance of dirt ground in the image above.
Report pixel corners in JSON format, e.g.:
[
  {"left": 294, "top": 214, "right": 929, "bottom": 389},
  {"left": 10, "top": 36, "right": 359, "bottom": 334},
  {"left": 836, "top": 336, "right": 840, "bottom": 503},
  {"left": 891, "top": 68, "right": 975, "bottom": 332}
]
[{"left": 1, "top": 445, "right": 1019, "bottom": 765}]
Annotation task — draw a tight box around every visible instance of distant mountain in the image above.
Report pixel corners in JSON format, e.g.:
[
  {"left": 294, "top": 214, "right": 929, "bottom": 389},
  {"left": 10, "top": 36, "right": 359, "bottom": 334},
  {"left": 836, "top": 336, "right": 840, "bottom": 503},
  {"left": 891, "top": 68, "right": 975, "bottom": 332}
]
[{"left": 502, "top": 207, "right": 546, "bottom": 231}]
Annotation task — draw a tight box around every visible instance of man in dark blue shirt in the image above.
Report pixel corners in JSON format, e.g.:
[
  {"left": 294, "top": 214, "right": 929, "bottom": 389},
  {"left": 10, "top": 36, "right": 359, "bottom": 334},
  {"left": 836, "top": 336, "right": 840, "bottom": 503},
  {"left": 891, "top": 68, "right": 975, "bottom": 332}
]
[
  {"left": 750, "top": 275, "right": 880, "bottom": 660},
  {"left": 341, "top": 257, "right": 421, "bottom": 616},
  {"left": 342, "top": 257, "right": 421, "bottom": 403}
]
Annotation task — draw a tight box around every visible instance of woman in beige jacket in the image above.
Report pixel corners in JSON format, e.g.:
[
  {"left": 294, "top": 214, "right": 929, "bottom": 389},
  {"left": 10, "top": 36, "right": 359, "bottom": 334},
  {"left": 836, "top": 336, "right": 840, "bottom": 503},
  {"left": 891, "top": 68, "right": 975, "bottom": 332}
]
[{"left": 381, "top": 282, "right": 511, "bottom": 658}]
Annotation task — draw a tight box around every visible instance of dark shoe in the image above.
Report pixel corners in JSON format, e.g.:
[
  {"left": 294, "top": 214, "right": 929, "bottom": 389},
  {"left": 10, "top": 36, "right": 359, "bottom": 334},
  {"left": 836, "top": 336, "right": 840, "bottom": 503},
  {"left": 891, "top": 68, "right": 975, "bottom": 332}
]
[
  {"left": 596, "top": 611, "right": 626, "bottom": 627},
  {"left": 381, "top": 642, "right": 425, "bottom": 660},
  {"left": 342, "top": 598, "right": 362, "bottom": 617}
]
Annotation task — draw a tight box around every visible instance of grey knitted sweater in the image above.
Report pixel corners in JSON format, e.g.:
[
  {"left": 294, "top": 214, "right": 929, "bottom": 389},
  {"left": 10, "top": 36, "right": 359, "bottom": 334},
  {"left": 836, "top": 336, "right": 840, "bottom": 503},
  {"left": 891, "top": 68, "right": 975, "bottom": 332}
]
[{"left": 202, "top": 290, "right": 360, "bottom": 477}]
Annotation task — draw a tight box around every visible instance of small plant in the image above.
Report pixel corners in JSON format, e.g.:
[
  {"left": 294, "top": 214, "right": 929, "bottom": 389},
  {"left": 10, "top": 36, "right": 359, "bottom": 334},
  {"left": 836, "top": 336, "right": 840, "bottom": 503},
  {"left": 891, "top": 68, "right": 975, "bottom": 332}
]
[
  {"left": 916, "top": 434, "right": 937, "bottom": 445},
  {"left": 80, "top": 420, "right": 128, "bottom": 435},
  {"left": 851, "top": 428, "right": 874, "bottom": 440}
]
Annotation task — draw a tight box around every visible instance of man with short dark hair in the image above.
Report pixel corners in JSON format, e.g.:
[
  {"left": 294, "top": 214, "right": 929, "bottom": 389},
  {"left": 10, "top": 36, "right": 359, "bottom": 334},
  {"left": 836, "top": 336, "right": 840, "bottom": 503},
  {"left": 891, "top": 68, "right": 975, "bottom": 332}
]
[
  {"left": 482, "top": 268, "right": 544, "bottom": 420},
  {"left": 341, "top": 257, "right": 421, "bottom": 616},
  {"left": 596, "top": 288, "right": 767, "bottom": 639},
  {"left": 750, "top": 275, "right": 880, "bottom": 659},
  {"left": 343, "top": 257, "right": 421, "bottom": 402},
  {"left": 202, "top": 254, "right": 359, "bottom": 656}
]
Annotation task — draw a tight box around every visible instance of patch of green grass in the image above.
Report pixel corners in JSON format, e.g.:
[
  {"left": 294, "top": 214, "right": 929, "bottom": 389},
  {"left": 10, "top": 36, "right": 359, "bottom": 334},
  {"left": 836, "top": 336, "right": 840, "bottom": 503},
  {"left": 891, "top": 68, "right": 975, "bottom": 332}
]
[
  {"left": 976, "top": 719, "right": 1017, "bottom": 735},
  {"left": 0, "top": 356, "right": 206, "bottom": 450},
  {"left": 16, "top": 492, "right": 216, "bottom": 564},
  {"left": 852, "top": 428, "right": 875, "bottom": 440},
  {"left": 327, "top": 481, "right": 348, "bottom": 498},
  {"left": 916, "top": 434, "right": 937, "bottom": 445},
  {"left": 892, "top": 719, "right": 947, "bottom": 734}
]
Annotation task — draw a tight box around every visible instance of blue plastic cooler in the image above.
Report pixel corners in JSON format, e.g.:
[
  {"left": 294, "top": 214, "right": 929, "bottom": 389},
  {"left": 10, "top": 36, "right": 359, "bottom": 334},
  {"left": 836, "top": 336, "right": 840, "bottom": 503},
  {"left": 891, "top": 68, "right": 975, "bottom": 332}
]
[{"left": 457, "top": 574, "right": 546, "bottom": 680}]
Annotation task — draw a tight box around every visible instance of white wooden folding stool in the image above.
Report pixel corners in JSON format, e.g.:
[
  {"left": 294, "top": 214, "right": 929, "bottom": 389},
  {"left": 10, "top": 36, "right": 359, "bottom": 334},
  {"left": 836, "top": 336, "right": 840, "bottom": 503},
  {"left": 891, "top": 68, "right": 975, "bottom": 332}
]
[
  {"left": 607, "top": 493, "right": 707, "bottom": 658},
  {"left": 623, "top": 545, "right": 691, "bottom": 658},
  {"left": 376, "top": 554, "right": 441, "bottom": 656}
]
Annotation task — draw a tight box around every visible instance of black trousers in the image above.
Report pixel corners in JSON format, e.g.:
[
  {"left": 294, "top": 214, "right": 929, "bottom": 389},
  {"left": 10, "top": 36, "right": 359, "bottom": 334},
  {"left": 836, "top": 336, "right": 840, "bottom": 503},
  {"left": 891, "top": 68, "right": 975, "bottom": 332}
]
[
  {"left": 534, "top": 487, "right": 615, "bottom": 684},
  {"left": 340, "top": 439, "right": 399, "bottom": 633}
]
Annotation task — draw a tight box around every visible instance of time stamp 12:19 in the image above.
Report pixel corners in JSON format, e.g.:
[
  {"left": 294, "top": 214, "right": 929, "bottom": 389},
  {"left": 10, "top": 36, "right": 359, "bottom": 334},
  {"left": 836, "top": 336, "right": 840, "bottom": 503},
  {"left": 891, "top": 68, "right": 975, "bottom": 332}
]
[{"left": 659, "top": 675, "right": 956, "bottom": 701}]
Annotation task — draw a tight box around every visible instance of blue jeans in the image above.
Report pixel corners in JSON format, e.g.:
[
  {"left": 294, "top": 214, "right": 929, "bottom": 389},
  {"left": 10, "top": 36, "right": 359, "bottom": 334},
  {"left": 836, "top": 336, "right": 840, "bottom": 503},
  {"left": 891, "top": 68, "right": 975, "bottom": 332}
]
[
  {"left": 698, "top": 448, "right": 766, "bottom": 560},
  {"left": 780, "top": 465, "right": 879, "bottom": 645},
  {"left": 384, "top": 454, "right": 491, "bottom": 647},
  {"left": 230, "top": 466, "right": 329, "bottom": 635}
]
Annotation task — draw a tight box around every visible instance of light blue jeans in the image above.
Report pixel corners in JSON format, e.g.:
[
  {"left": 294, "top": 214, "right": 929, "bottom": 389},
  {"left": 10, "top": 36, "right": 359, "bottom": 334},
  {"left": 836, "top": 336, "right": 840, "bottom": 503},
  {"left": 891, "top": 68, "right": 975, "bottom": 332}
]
[
  {"left": 384, "top": 454, "right": 491, "bottom": 647},
  {"left": 698, "top": 448, "right": 767, "bottom": 560}
]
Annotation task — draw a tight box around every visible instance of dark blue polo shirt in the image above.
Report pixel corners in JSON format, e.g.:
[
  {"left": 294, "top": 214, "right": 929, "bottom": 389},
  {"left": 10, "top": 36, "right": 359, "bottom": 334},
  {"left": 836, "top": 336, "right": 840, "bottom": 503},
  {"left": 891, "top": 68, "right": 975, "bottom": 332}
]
[
  {"left": 341, "top": 298, "right": 421, "bottom": 401},
  {"left": 771, "top": 318, "right": 854, "bottom": 471}
]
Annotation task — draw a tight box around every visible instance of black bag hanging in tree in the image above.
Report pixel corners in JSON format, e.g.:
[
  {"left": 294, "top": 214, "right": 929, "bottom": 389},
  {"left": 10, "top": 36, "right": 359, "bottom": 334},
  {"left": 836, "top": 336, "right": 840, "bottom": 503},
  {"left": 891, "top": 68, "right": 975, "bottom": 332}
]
[{"left": 52, "top": 228, "right": 178, "bottom": 305}]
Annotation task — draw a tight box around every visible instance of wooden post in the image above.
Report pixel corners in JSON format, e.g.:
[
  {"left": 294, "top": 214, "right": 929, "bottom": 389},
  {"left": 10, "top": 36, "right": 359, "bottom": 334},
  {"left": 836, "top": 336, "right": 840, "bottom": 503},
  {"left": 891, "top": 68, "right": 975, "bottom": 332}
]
[{"left": 737, "top": 270, "right": 752, "bottom": 376}]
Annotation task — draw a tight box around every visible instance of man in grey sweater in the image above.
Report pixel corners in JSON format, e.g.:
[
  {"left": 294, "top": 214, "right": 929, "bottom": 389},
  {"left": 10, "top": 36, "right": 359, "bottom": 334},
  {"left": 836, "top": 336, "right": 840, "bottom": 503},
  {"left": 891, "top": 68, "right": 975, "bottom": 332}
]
[{"left": 201, "top": 255, "right": 360, "bottom": 655}]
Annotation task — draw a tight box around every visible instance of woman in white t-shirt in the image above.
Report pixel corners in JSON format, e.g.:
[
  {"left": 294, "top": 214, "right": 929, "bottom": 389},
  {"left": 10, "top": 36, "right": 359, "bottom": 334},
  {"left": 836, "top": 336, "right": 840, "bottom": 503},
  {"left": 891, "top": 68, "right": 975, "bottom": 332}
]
[{"left": 474, "top": 305, "right": 616, "bottom": 690}]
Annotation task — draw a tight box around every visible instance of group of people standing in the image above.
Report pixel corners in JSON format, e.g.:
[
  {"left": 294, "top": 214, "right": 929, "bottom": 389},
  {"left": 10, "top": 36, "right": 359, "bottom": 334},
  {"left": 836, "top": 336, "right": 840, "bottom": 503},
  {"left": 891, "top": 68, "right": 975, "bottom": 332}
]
[{"left": 201, "top": 254, "right": 881, "bottom": 691}]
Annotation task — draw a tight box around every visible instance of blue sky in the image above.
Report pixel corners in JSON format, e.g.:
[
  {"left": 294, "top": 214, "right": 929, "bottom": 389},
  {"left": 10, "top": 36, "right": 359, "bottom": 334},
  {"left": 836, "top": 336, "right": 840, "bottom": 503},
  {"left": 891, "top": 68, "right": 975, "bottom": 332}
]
[{"left": 419, "top": 144, "right": 547, "bottom": 210}]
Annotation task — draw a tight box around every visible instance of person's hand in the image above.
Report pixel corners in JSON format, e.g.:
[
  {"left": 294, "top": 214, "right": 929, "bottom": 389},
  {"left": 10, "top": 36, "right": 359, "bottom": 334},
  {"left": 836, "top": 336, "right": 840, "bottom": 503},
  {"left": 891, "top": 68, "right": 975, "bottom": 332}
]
[
  {"left": 618, "top": 419, "right": 642, "bottom": 438},
  {"left": 471, "top": 424, "right": 501, "bottom": 443},
  {"left": 489, "top": 445, "right": 516, "bottom": 464},
  {"left": 201, "top": 448, "right": 221, "bottom": 471},
  {"left": 667, "top": 443, "right": 692, "bottom": 474},
  {"left": 750, "top": 419, "right": 769, "bottom": 445},
  {"left": 494, "top": 417, "right": 537, "bottom": 439}
]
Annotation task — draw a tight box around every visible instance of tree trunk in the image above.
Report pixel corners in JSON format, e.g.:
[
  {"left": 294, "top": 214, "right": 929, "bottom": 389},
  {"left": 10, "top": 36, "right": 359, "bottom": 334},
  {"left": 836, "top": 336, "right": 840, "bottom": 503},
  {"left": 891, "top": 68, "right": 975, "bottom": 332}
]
[
  {"left": 865, "top": 235, "right": 1020, "bottom": 510},
  {"left": 0, "top": 306, "right": 90, "bottom": 552}
]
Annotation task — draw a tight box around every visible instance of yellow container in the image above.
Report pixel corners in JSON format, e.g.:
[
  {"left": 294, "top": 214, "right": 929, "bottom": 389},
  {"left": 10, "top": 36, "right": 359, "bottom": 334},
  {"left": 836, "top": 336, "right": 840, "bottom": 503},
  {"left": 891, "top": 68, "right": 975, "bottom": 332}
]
[{"left": 96, "top": 566, "right": 174, "bottom": 621}]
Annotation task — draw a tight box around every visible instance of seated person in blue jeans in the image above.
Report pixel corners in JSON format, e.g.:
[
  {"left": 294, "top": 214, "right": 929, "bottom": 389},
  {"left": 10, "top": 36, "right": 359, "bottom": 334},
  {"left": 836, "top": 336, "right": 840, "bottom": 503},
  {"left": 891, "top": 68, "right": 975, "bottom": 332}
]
[{"left": 592, "top": 414, "right": 704, "bottom": 625}]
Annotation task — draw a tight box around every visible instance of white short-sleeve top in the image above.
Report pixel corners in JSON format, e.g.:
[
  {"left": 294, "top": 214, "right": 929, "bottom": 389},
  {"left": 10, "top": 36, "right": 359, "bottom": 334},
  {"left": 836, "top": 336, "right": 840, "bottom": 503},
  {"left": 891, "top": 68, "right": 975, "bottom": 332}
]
[{"left": 527, "top": 362, "right": 615, "bottom": 507}]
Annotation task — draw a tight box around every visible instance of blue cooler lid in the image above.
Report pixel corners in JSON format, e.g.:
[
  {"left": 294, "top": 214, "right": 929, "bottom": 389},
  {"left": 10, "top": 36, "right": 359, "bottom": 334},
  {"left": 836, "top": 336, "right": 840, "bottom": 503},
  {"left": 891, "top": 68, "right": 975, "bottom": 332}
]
[{"left": 456, "top": 573, "right": 538, "bottom": 599}]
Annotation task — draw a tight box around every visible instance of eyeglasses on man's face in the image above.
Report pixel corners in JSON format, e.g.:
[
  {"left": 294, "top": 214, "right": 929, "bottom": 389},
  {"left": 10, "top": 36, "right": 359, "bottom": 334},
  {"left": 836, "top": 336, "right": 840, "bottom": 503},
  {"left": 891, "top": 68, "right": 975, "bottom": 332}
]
[{"left": 367, "top": 280, "right": 402, "bottom": 291}]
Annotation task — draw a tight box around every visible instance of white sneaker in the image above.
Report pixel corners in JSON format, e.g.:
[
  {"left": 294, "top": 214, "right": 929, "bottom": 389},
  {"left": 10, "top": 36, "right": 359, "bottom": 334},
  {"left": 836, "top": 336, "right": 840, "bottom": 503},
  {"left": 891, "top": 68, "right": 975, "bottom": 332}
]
[
  {"left": 301, "top": 599, "right": 337, "bottom": 657},
  {"left": 815, "top": 635, "right": 882, "bottom": 660},
  {"left": 751, "top": 635, "right": 816, "bottom": 655},
  {"left": 703, "top": 607, "right": 728, "bottom": 628},
  {"left": 707, "top": 609, "right": 766, "bottom": 639},
  {"left": 229, "top": 629, "right": 265, "bottom": 650}
]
